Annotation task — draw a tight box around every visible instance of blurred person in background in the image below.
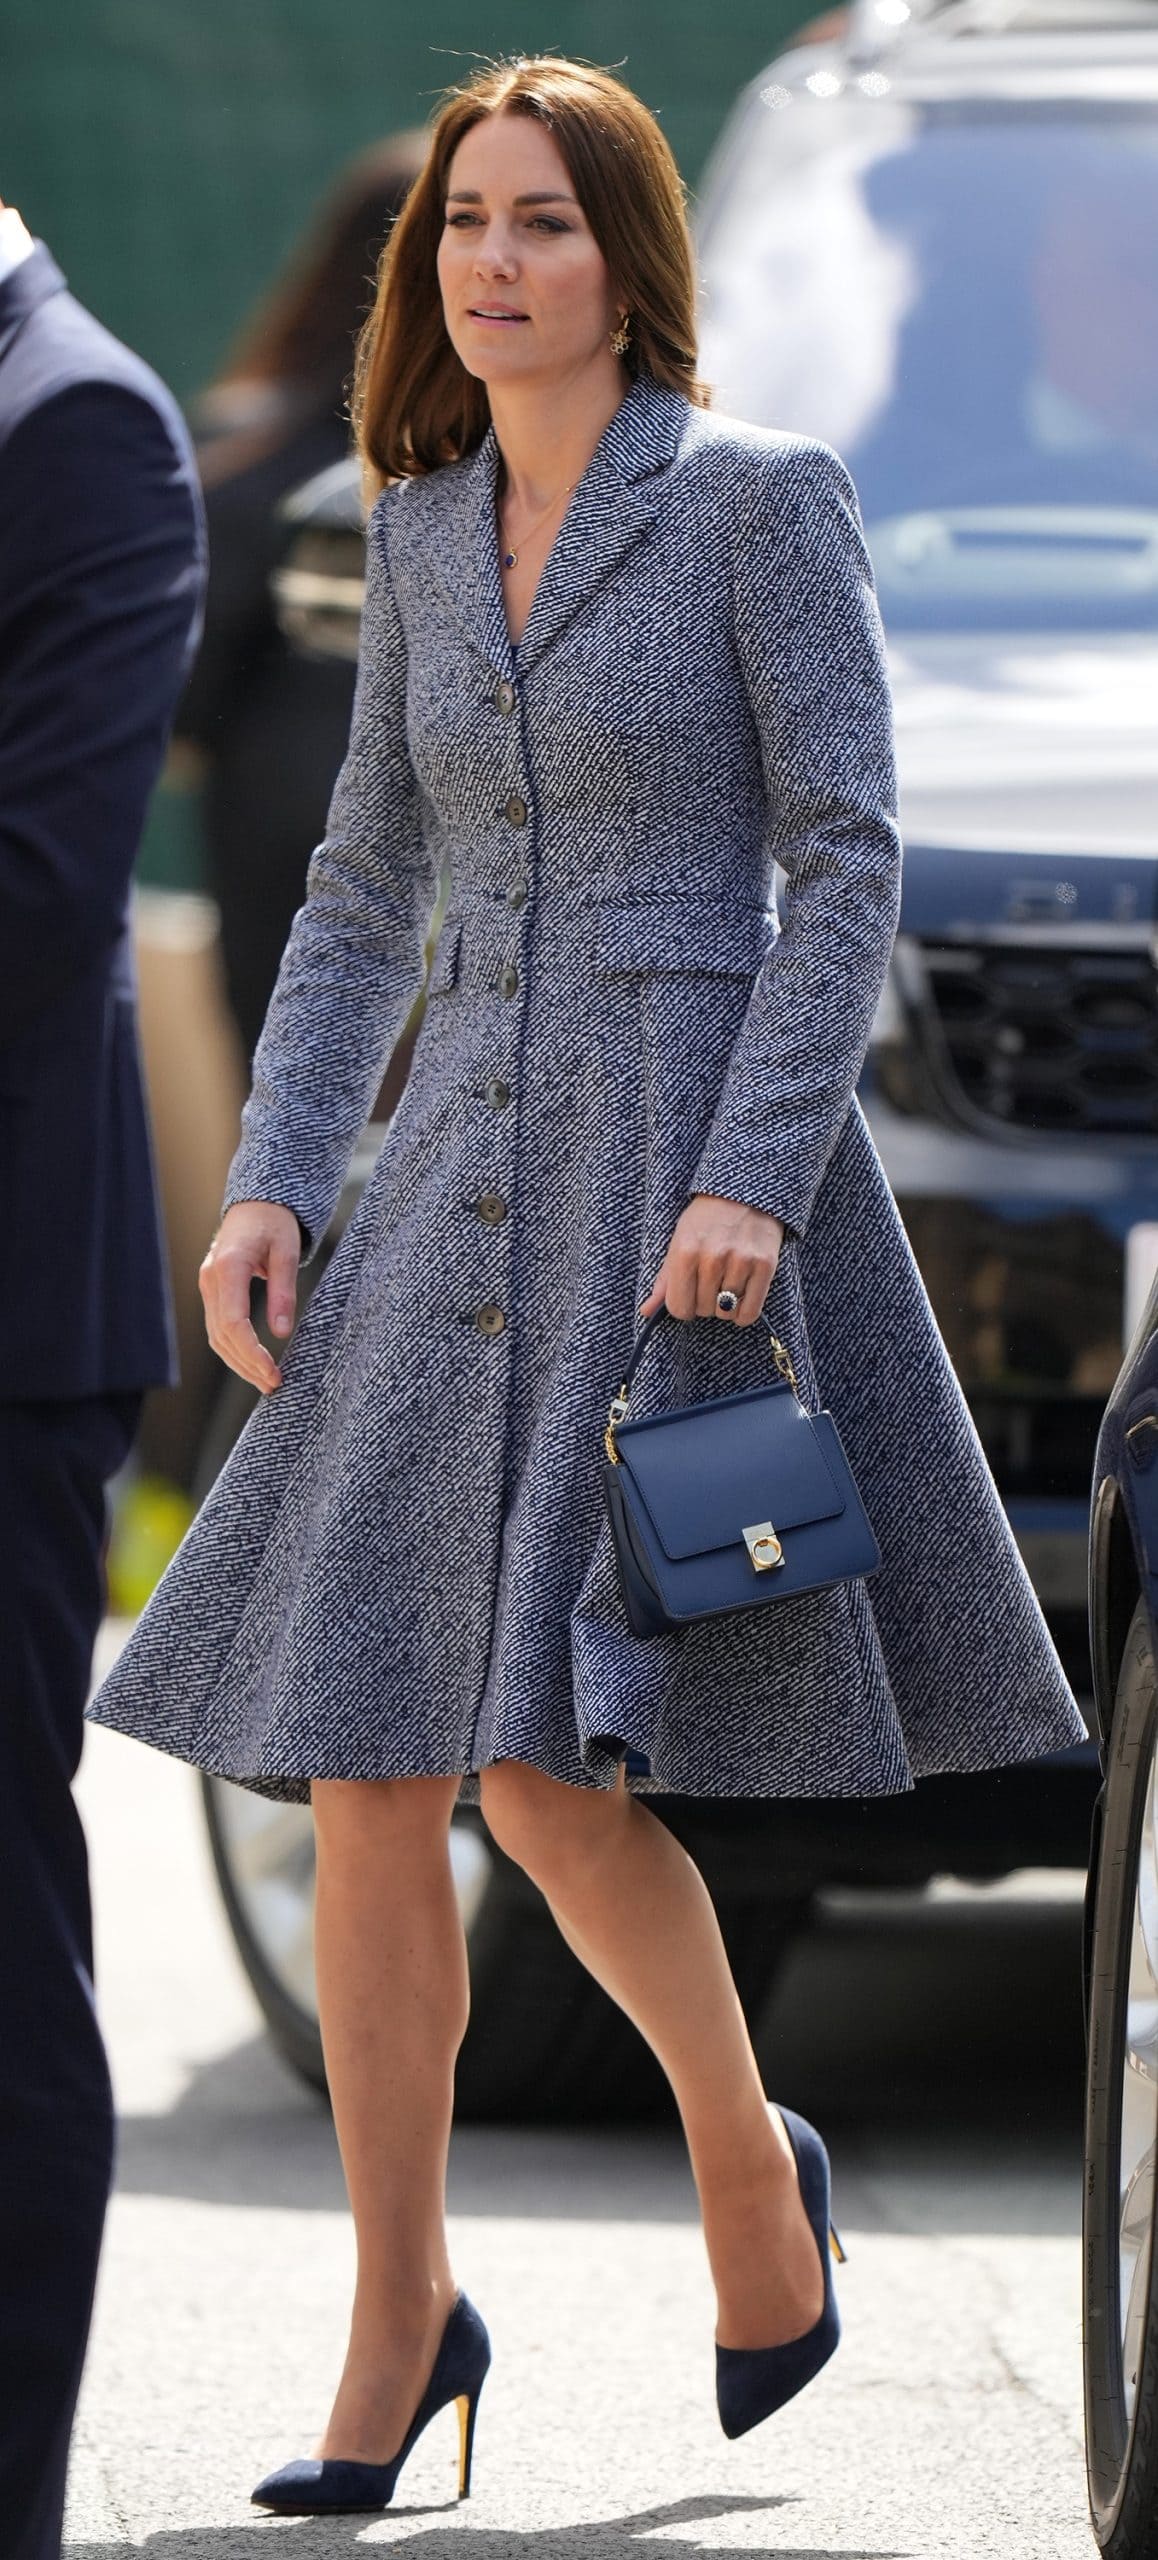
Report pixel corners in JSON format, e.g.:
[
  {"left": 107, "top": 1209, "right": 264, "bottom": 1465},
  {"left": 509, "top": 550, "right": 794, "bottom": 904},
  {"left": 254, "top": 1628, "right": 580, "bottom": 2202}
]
[
  {"left": 0, "top": 200, "right": 205, "bottom": 2559},
  {"left": 175, "top": 133, "right": 425, "bottom": 1065}
]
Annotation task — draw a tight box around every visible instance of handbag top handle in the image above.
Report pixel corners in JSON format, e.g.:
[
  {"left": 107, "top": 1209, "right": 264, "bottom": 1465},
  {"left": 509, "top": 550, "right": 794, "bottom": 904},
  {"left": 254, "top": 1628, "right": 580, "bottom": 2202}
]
[{"left": 605, "top": 1305, "right": 801, "bottom": 1465}]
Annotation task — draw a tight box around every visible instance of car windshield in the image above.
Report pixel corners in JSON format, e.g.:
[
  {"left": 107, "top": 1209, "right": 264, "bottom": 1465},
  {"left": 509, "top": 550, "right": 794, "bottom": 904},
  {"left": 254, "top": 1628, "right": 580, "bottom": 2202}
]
[{"left": 699, "top": 96, "right": 1158, "bottom": 629}]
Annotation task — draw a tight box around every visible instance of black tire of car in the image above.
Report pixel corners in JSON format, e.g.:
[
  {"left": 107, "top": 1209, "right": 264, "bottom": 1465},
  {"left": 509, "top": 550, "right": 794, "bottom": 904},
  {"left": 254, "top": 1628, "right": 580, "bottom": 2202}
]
[
  {"left": 1084, "top": 1596, "right": 1158, "bottom": 2557},
  {"left": 200, "top": 1772, "right": 803, "bottom": 2121},
  {"left": 447, "top": 1853, "right": 806, "bottom": 2123}
]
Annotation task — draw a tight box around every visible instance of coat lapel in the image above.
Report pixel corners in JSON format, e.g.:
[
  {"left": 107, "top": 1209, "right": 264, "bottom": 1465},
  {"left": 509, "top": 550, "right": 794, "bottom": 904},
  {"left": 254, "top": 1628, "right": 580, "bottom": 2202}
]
[
  {"left": 428, "top": 428, "right": 516, "bottom": 681},
  {"left": 513, "top": 377, "right": 688, "bottom": 674},
  {"left": 424, "top": 374, "right": 689, "bottom": 680}
]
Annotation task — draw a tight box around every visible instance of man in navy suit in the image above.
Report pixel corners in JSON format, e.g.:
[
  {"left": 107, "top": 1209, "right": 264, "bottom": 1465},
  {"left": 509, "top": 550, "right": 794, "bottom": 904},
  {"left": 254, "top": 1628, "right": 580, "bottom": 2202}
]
[{"left": 0, "top": 202, "right": 205, "bottom": 2557}]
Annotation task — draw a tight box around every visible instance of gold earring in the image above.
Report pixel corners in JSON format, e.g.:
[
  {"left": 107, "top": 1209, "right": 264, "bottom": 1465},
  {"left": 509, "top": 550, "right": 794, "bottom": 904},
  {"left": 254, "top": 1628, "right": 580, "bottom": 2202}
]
[{"left": 609, "top": 311, "right": 631, "bottom": 358}]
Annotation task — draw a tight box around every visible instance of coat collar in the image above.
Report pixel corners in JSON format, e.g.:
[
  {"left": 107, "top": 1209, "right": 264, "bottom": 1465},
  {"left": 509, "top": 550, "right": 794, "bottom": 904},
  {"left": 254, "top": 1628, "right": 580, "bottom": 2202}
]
[
  {"left": 0, "top": 241, "right": 68, "bottom": 368},
  {"left": 428, "top": 372, "right": 690, "bottom": 681}
]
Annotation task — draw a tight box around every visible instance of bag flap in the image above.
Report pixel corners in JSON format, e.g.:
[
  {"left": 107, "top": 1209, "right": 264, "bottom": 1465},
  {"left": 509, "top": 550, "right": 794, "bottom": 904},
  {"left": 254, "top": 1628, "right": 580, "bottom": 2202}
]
[{"left": 616, "top": 1385, "right": 846, "bottom": 1563}]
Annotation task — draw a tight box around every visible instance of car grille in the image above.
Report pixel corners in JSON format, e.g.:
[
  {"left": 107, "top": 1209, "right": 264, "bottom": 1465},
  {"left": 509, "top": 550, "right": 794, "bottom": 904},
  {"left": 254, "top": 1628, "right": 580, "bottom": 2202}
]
[{"left": 919, "top": 943, "right": 1158, "bottom": 1136}]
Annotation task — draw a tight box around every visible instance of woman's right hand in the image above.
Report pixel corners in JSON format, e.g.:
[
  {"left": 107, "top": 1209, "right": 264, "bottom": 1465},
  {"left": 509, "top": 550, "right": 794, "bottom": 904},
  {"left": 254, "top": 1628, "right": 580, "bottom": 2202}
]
[{"left": 199, "top": 1199, "right": 302, "bottom": 1394}]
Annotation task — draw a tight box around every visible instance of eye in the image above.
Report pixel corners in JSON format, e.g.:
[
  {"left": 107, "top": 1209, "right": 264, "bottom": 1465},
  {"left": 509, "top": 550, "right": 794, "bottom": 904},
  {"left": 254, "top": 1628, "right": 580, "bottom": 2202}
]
[
  {"left": 527, "top": 215, "right": 569, "bottom": 234},
  {"left": 445, "top": 210, "right": 481, "bottom": 228}
]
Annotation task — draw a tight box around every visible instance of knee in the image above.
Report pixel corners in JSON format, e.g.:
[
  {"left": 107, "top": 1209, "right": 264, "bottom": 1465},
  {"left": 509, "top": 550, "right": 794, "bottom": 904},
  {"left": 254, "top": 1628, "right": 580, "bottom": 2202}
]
[
  {"left": 478, "top": 1761, "right": 618, "bottom": 1892},
  {"left": 310, "top": 1773, "right": 458, "bottom": 1872}
]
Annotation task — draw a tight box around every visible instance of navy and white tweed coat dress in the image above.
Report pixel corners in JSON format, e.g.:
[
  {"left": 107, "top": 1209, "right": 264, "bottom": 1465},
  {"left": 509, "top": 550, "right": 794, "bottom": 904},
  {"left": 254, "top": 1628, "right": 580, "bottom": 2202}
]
[{"left": 89, "top": 372, "right": 1085, "bottom": 1803}]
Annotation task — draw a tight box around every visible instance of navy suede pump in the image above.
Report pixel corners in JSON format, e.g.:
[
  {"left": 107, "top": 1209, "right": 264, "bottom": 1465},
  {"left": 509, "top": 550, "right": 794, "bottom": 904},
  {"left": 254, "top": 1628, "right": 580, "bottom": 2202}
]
[
  {"left": 715, "top": 2106, "right": 845, "bottom": 2440},
  {"left": 250, "top": 2291, "right": 491, "bottom": 2515}
]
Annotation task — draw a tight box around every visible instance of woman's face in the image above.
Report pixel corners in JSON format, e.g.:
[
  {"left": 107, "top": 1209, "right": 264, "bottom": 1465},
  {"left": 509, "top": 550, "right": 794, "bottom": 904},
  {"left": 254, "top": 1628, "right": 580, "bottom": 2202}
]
[{"left": 437, "top": 111, "right": 621, "bottom": 390}]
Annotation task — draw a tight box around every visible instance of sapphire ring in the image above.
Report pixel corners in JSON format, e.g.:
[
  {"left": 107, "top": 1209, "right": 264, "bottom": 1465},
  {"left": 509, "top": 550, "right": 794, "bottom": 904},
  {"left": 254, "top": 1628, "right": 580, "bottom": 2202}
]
[{"left": 716, "top": 1288, "right": 740, "bottom": 1315}]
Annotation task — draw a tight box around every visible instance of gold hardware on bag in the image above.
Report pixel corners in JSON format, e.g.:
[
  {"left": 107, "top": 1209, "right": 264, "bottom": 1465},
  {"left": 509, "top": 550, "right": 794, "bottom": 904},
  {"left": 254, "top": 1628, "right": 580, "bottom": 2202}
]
[
  {"left": 743, "top": 1520, "right": 784, "bottom": 1572},
  {"left": 766, "top": 1331, "right": 799, "bottom": 1392},
  {"left": 604, "top": 1320, "right": 800, "bottom": 1461},
  {"left": 604, "top": 1390, "right": 629, "bottom": 1464}
]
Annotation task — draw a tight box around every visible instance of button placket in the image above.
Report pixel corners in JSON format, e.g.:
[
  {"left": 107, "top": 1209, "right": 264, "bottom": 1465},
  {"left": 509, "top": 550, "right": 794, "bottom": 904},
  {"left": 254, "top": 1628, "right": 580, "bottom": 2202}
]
[
  {"left": 464, "top": 679, "right": 532, "bottom": 1344},
  {"left": 496, "top": 779, "right": 529, "bottom": 990}
]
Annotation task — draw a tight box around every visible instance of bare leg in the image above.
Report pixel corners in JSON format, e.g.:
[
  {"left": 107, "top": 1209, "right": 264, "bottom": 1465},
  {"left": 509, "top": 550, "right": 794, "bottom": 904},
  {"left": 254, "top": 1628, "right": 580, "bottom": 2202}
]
[
  {"left": 310, "top": 1773, "right": 466, "bottom": 2462},
  {"left": 479, "top": 1762, "right": 825, "bottom": 2350}
]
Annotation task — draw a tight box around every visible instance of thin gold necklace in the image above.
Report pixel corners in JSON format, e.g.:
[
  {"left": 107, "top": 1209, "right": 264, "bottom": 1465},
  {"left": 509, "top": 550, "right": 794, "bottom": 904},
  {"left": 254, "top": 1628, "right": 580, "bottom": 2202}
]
[{"left": 500, "top": 477, "right": 575, "bottom": 571}]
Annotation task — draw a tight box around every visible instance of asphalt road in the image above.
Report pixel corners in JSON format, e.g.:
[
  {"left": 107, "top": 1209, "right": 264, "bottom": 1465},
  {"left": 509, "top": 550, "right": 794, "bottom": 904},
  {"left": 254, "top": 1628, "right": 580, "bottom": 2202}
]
[{"left": 63, "top": 1625, "right": 1093, "bottom": 2559}]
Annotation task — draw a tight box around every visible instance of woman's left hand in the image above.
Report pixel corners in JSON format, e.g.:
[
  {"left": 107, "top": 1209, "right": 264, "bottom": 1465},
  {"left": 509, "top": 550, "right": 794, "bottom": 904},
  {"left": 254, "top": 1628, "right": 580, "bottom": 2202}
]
[{"left": 638, "top": 1194, "right": 786, "bottom": 1328}]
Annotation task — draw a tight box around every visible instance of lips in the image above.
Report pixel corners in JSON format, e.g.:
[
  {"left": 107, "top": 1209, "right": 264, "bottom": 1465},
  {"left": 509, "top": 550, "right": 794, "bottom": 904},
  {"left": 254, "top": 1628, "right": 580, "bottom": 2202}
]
[{"left": 467, "top": 307, "right": 528, "bottom": 323}]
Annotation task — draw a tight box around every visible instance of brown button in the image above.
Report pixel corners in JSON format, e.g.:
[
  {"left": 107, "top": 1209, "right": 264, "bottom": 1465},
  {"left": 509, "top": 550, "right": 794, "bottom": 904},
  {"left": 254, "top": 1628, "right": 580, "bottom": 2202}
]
[
  {"left": 476, "top": 1193, "right": 508, "bottom": 1224},
  {"left": 505, "top": 879, "right": 528, "bottom": 910},
  {"left": 504, "top": 794, "right": 528, "bottom": 828},
  {"left": 494, "top": 679, "right": 516, "bottom": 715},
  {"left": 475, "top": 1303, "right": 506, "bottom": 1336},
  {"left": 484, "top": 1076, "right": 511, "bottom": 1111},
  {"left": 497, "top": 962, "right": 519, "bottom": 999}
]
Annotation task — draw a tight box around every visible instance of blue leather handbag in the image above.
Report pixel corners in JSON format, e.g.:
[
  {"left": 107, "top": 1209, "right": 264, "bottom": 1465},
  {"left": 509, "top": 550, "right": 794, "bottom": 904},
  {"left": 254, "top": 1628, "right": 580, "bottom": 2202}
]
[{"left": 601, "top": 1305, "right": 881, "bottom": 1641}]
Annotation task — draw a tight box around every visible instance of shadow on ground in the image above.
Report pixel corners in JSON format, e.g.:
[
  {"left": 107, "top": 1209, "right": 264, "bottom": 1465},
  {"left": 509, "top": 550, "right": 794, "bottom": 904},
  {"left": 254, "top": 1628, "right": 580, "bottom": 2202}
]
[
  {"left": 66, "top": 2489, "right": 909, "bottom": 2556},
  {"left": 110, "top": 1882, "right": 1085, "bottom": 2237}
]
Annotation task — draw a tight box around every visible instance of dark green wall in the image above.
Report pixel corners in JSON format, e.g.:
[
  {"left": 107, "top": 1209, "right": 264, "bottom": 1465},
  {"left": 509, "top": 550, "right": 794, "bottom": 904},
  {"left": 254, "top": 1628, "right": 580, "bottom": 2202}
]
[
  {"left": 2, "top": 2, "right": 806, "bottom": 891},
  {"left": 2, "top": 1, "right": 801, "bottom": 403}
]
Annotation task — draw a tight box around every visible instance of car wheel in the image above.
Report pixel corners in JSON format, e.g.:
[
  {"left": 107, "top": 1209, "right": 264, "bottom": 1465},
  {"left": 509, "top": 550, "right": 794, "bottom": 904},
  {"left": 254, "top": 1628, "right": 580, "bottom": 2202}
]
[
  {"left": 200, "top": 1774, "right": 803, "bottom": 2121},
  {"left": 1084, "top": 1596, "right": 1158, "bottom": 2556}
]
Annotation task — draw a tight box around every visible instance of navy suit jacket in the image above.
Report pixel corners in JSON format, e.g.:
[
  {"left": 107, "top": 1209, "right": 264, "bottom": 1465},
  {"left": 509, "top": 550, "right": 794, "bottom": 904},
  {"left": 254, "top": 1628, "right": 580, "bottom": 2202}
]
[{"left": 0, "top": 245, "right": 206, "bottom": 1397}]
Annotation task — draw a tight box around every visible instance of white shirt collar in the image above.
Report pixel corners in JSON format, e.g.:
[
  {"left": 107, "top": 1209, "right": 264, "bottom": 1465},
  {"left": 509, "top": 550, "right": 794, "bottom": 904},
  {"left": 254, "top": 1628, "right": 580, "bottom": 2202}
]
[{"left": 0, "top": 208, "right": 36, "bottom": 289}]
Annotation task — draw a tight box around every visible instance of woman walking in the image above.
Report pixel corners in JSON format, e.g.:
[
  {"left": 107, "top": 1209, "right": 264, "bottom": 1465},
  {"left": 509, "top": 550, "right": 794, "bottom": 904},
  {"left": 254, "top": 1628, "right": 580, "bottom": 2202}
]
[{"left": 90, "top": 54, "right": 1085, "bottom": 2515}]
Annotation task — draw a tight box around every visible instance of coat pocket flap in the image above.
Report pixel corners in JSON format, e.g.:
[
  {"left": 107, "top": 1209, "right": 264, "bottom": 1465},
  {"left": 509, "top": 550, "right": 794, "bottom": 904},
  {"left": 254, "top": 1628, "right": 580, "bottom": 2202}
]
[
  {"left": 425, "top": 915, "right": 462, "bottom": 995},
  {"left": 616, "top": 1385, "right": 846, "bottom": 1563},
  {"left": 595, "top": 900, "right": 777, "bottom": 977}
]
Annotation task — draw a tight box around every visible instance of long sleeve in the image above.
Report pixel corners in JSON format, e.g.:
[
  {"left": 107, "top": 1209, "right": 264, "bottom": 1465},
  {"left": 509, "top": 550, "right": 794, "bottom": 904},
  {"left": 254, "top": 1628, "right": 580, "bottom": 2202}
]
[
  {"left": 688, "top": 439, "right": 902, "bottom": 1237},
  {"left": 222, "top": 486, "right": 440, "bottom": 1253},
  {"left": 0, "top": 381, "right": 205, "bottom": 1040}
]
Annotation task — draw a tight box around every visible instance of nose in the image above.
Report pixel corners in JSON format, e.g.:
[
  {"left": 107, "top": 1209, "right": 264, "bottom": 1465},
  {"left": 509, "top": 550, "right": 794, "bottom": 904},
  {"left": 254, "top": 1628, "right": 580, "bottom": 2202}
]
[{"left": 474, "top": 221, "right": 518, "bottom": 279}]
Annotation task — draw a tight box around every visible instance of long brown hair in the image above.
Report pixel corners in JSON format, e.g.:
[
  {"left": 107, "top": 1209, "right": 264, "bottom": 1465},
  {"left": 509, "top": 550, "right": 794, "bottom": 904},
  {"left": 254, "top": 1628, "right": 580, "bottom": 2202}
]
[{"left": 353, "top": 56, "right": 709, "bottom": 488}]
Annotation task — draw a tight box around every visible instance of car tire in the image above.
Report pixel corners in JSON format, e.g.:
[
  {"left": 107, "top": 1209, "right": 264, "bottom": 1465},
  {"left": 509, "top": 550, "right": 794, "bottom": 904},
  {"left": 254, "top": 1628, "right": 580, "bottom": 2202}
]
[
  {"left": 453, "top": 1853, "right": 804, "bottom": 2122},
  {"left": 200, "top": 1773, "right": 803, "bottom": 2122},
  {"left": 201, "top": 1774, "right": 327, "bottom": 2092},
  {"left": 1084, "top": 1596, "right": 1158, "bottom": 2556}
]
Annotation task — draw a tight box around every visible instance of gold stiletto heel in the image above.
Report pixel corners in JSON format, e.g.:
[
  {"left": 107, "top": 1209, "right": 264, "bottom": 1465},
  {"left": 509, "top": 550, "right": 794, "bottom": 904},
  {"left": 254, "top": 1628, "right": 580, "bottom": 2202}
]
[
  {"left": 829, "top": 2222, "right": 848, "bottom": 2265},
  {"left": 456, "top": 2388, "right": 480, "bottom": 2498}
]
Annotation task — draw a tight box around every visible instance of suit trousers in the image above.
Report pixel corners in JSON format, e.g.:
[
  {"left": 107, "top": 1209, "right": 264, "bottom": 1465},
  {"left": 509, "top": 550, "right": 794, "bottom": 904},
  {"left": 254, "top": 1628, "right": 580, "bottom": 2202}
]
[{"left": 0, "top": 1393, "right": 141, "bottom": 2560}]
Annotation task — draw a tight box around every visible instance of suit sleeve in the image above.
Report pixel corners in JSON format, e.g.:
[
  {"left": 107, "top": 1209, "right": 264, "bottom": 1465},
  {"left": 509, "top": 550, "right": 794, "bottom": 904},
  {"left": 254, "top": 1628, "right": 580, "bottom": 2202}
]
[
  {"left": 221, "top": 487, "right": 441, "bottom": 1256},
  {"left": 687, "top": 440, "right": 902, "bottom": 1238},
  {"left": 0, "top": 380, "right": 206, "bottom": 1040}
]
